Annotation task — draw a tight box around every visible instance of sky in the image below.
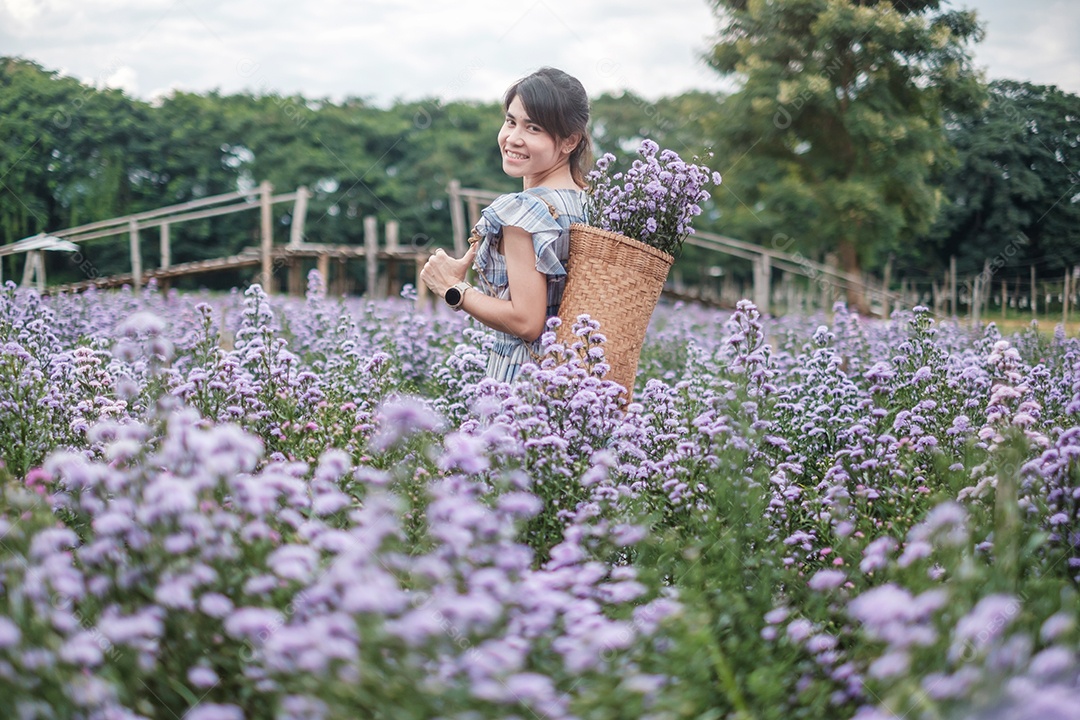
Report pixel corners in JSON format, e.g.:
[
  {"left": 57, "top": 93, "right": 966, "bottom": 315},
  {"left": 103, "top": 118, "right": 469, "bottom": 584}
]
[{"left": 1, "top": 0, "right": 1079, "bottom": 105}]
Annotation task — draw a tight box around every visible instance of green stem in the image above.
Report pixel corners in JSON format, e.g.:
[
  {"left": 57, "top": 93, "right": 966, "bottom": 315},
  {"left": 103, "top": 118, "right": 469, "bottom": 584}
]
[
  {"left": 706, "top": 629, "right": 755, "bottom": 720},
  {"left": 993, "top": 429, "right": 1027, "bottom": 591}
]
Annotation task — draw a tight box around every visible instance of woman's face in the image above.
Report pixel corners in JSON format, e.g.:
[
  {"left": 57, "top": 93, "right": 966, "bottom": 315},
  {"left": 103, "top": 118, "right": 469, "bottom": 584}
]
[{"left": 498, "top": 96, "right": 570, "bottom": 185}]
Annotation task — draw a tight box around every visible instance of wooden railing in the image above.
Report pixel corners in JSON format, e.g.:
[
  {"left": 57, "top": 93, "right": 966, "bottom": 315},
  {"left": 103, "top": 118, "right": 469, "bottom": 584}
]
[{"left": 2, "top": 182, "right": 310, "bottom": 292}]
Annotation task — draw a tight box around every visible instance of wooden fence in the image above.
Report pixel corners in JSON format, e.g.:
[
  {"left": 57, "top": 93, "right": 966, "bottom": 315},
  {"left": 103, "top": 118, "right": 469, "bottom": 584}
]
[
  {"left": 2, "top": 181, "right": 429, "bottom": 300},
  {"left": 6, "top": 177, "right": 1076, "bottom": 329},
  {"left": 2, "top": 181, "right": 306, "bottom": 291}
]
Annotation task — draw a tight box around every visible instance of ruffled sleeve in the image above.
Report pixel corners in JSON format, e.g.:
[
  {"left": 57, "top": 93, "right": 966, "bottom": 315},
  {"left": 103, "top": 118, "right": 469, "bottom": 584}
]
[{"left": 472, "top": 192, "right": 567, "bottom": 277}]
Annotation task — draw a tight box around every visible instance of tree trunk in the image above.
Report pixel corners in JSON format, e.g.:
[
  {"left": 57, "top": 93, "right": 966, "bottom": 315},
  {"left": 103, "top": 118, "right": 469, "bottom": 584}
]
[{"left": 838, "top": 235, "right": 869, "bottom": 315}]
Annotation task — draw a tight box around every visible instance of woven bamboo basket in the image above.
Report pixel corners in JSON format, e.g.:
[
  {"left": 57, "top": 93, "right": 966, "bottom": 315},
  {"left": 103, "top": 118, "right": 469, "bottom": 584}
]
[{"left": 556, "top": 223, "right": 674, "bottom": 400}]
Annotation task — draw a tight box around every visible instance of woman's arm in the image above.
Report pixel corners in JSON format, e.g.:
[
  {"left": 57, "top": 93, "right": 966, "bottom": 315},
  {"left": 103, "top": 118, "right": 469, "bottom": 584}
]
[
  {"left": 421, "top": 225, "right": 548, "bottom": 342},
  {"left": 463, "top": 225, "right": 547, "bottom": 341}
]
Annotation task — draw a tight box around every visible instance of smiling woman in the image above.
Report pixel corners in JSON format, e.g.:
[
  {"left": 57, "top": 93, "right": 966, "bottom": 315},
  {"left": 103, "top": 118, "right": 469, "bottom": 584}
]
[{"left": 420, "top": 67, "right": 591, "bottom": 382}]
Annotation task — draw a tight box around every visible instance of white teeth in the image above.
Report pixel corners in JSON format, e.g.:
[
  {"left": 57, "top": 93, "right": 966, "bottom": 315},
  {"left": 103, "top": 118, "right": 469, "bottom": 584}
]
[{"left": 505, "top": 150, "right": 527, "bottom": 160}]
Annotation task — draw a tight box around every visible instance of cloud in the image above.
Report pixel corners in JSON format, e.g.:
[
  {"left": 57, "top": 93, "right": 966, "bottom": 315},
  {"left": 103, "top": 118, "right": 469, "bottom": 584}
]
[
  {"left": 2, "top": 0, "right": 1077, "bottom": 106},
  {"left": 100, "top": 64, "right": 138, "bottom": 94},
  {"left": 967, "top": 0, "right": 1080, "bottom": 92}
]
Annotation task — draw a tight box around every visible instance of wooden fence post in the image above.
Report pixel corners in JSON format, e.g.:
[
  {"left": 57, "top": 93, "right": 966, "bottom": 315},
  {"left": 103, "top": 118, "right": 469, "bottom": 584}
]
[
  {"left": 317, "top": 255, "right": 330, "bottom": 291},
  {"left": 881, "top": 255, "right": 892, "bottom": 315},
  {"left": 385, "top": 220, "right": 399, "bottom": 252},
  {"left": 415, "top": 257, "right": 428, "bottom": 310},
  {"left": 21, "top": 250, "right": 45, "bottom": 290},
  {"left": 160, "top": 223, "right": 171, "bottom": 270},
  {"left": 286, "top": 186, "right": 309, "bottom": 296},
  {"left": 971, "top": 275, "right": 981, "bottom": 328},
  {"left": 364, "top": 215, "right": 378, "bottom": 298},
  {"left": 129, "top": 218, "right": 142, "bottom": 292},
  {"left": 448, "top": 180, "right": 466, "bottom": 257},
  {"left": 289, "top": 186, "right": 309, "bottom": 247},
  {"left": 753, "top": 253, "right": 770, "bottom": 314},
  {"left": 1031, "top": 266, "right": 1037, "bottom": 319},
  {"left": 259, "top": 180, "right": 273, "bottom": 292},
  {"left": 1065, "top": 271, "right": 1071, "bottom": 330},
  {"left": 949, "top": 255, "right": 957, "bottom": 316},
  {"left": 382, "top": 220, "right": 400, "bottom": 298},
  {"left": 782, "top": 272, "right": 795, "bottom": 314}
]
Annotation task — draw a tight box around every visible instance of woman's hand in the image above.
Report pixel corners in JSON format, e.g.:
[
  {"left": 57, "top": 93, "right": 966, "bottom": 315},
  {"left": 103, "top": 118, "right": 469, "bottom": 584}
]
[
  {"left": 420, "top": 245, "right": 477, "bottom": 296},
  {"left": 420, "top": 227, "right": 545, "bottom": 341}
]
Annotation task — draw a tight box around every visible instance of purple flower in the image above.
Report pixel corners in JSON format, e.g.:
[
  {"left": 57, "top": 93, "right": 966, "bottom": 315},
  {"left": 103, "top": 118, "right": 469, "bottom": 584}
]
[
  {"left": 199, "top": 593, "right": 234, "bottom": 619},
  {"left": 184, "top": 703, "right": 243, "bottom": 720},
  {"left": 188, "top": 665, "right": 220, "bottom": 689},
  {"left": 267, "top": 545, "right": 320, "bottom": 582},
  {"left": 97, "top": 608, "right": 163, "bottom": 645},
  {"left": 848, "top": 584, "right": 915, "bottom": 629},
  {"left": 897, "top": 540, "right": 932, "bottom": 568},
  {"left": 1040, "top": 613, "right": 1074, "bottom": 642},
  {"left": 0, "top": 617, "right": 21, "bottom": 648},
  {"left": 949, "top": 594, "right": 1021, "bottom": 660},
  {"left": 29, "top": 527, "right": 78, "bottom": 559},
  {"left": 868, "top": 650, "right": 910, "bottom": 679},
  {"left": 116, "top": 311, "right": 166, "bottom": 338},
  {"left": 1028, "top": 647, "right": 1076, "bottom": 679},
  {"left": 370, "top": 396, "right": 444, "bottom": 451},
  {"left": 787, "top": 618, "right": 814, "bottom": 643},
  {"left": 224, "top": 608, "right": 284, "bottom": 641},
  {"left": 58, "top": 631, "right": 104, "bottom": 667},
  {"left": 611, "top": 523, "right": 648, "bottom": 547},
  {"left": 497, "top": 492, "right": 543, "bottom": 518},
  {"left": 438, "top": 431, "right": 490, "bottom": 474},
  {"left": 910, "top": 501, "right": 968, "bottom": 545},
  {"left": 860, "top": 536, "right": 897, "bottom": 573},
  {"left": 808, "top": 569, "right": 846, "bottom": 592},
  {"left": 765, "top": 607, "right": 789, "bottom": 625},
  {"left": 503, "top": 671, "right": 557, "bottom": 704},
  {"left": 806, "top": 633, "right": 838, "bottom": 654},
  {"left": 278, "top": 696, "right": 329, "bottom": 720}
]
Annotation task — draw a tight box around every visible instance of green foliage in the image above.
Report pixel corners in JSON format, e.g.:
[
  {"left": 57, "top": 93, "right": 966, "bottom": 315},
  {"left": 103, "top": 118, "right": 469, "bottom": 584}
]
[
  {"left": 924, "top": 79, "right": 1080, "bottom": 279},
  {"left": 0, "top": 58, "right": 510, "bottom": 287},
  {"left": 1, "top": 56, "right": 735, "bottom": 291},
  {"left": 705, "top": 0, "right": 986, "bottom": 309}
]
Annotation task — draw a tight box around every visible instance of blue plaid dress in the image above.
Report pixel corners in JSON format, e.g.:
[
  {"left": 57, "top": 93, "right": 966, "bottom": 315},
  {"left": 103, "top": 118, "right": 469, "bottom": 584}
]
[{"left": 471, "top": 187, "right": 587, "bottom": 382}]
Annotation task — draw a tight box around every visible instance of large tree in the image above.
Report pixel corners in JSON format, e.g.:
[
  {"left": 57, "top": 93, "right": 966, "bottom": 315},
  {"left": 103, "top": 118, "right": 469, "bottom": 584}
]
[
  {"left": 707, "top": 0, "right": 984, "bottom": 312},
  {"left": 927, "top": 79, "right": 1080, "bottom": 279}
]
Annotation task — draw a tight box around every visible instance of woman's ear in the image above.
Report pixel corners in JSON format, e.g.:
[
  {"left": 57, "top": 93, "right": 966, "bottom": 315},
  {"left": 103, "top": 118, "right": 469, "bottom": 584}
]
[{"left": 563, "top": 134, "right": 582, "bottom": 154}]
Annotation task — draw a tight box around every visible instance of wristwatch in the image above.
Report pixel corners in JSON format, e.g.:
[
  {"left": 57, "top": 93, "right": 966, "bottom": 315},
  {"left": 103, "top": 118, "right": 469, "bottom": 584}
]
[{"left": 444, "top": 282, "right": 472, "bottom": 310}]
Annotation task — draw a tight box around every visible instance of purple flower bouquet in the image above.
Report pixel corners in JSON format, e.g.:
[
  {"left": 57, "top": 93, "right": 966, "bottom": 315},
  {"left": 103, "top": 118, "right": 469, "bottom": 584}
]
[{"left": 584, "top": 139, "right": 721, "bottom": 258}]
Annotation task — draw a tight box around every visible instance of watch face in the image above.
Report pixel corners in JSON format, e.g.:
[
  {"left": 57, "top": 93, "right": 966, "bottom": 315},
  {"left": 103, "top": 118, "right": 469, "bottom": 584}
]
[{"left": 445, "top": 287, "right": 462, "bottom": 306}]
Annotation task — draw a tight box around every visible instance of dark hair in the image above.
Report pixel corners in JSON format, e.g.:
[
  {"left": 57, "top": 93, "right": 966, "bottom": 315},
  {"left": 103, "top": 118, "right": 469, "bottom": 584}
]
[{"left": 504, "top": 67, "right": 592, "bottom": 187}]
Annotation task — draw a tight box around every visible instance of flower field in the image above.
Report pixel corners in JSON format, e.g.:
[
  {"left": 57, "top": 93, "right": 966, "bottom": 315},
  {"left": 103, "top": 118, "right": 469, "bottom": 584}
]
[{"left": 1, "top": 274, "right": 1078, "bottom": 720}]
